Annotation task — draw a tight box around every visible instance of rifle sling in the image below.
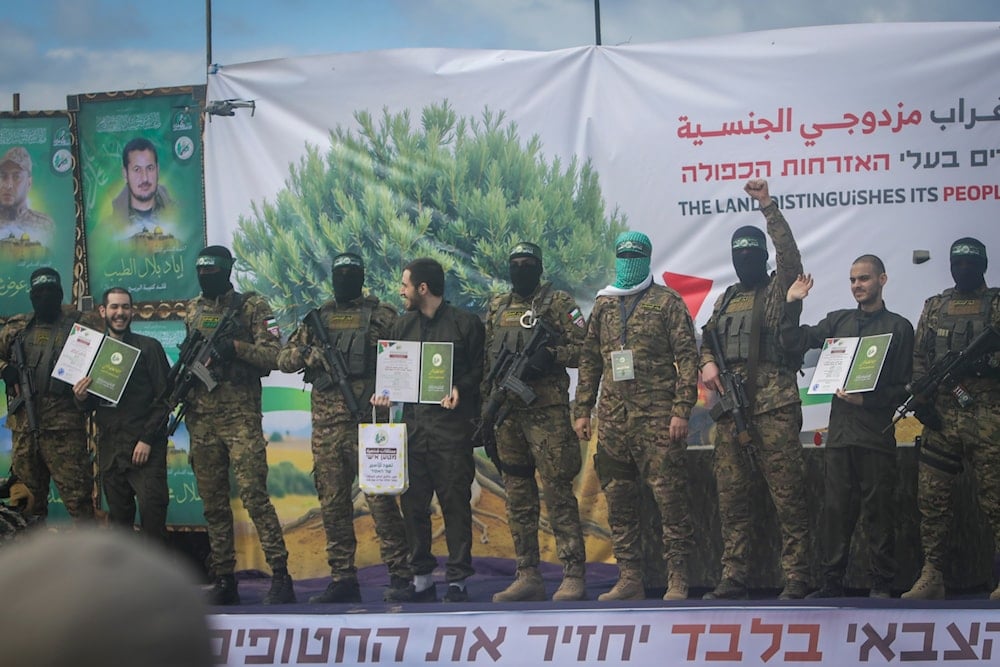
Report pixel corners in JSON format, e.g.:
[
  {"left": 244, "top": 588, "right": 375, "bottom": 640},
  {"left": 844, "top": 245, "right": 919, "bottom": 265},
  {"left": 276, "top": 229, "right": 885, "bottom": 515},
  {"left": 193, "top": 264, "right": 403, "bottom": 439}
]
[{"left": 745, "top": 285, "right": 767, "bottom": 409}]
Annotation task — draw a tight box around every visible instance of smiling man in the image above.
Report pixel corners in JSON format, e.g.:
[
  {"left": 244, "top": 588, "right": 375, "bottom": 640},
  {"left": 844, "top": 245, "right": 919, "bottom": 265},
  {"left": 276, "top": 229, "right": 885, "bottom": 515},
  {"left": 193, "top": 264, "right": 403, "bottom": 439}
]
[
  {"left": 73, "top": 287, "right": 172, "bottom": 543},
  {"left": 781, "top": 255, "right": 914, "bottom": 599}
]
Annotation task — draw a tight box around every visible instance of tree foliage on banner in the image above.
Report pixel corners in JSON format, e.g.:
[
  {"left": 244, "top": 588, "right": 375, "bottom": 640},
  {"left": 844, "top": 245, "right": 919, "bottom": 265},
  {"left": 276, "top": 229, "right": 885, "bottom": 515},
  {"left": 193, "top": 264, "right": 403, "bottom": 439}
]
[{"left": 233, "top": 100, "right": 627, "bottom": 331}]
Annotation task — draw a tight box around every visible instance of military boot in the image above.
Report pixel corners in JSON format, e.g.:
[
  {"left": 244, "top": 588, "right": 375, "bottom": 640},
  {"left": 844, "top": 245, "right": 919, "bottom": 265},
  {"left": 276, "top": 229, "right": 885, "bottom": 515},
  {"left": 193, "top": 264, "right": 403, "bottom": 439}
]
[
  {"left": 493, "top": 567, "right": 546, "bottom": 602},
  {"left": 902, "top": 563, "right": 945, "bottom": 600},
  {"left": 702, "top": 577, "right": 747, "bottom": 600},
  {"left": 597, "top": 567, "right": 644, "bottom": 602},
  {"left": 309, "top": 578, "right": 361, "bottom": 604},
  {"left": 663, "top": 572, "right": 689, "bottom": 601},
  {"left": 263, "top": 568, "right": 297, "bottom": 605},
  {"left": 552, "top": 576, "right": 587, "bottom": 602},
  {"left": 207, "top": 574, "right": 240, "bottom": 606},
  {"left": 778, "top": 579, "right": 810, "bottom": 600},
  {"left": 990, "top": 581, "right": 1000, "bottom": 601}
]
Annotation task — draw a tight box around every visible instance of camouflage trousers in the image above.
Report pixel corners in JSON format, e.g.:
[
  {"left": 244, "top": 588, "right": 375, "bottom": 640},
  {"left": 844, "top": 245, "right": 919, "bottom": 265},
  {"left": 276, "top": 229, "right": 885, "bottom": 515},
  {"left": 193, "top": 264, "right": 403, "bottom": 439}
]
[
  {"left": 312, "top": 419, "right": 410, "bottom": 581},
  {"left": 595, "top": 408, "right": 693, "bottom": 570},
  {"left": 99, "top": 434, "right": 169, "bottom": 542},
  {"left": 11, "top": 428, "right": 94, "bottom": 521},
  {"left": 187, "top": 411, "right": 288, "bottom": 576},
  {"left": 496, "top": 402, "right": 585, "bottom": 577},
  {"left": 712, "top": 403, "right": 810, "bottom": 583},
  {"left": 917, "top": 397, "right": 1000, "bottom": 569}
]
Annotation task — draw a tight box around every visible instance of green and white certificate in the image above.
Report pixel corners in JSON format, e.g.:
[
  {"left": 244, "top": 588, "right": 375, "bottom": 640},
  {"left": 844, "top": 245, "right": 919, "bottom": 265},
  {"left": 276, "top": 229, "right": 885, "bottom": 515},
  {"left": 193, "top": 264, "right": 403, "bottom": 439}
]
[
  {"left": 52, "top": 325, "right": 141, "bottom": 405},
  {"left": 418, "top": 342, "right": 454, "bottom": 404},
  {"left": 807, "top": 333, "right": 892, "bottom": 394}
]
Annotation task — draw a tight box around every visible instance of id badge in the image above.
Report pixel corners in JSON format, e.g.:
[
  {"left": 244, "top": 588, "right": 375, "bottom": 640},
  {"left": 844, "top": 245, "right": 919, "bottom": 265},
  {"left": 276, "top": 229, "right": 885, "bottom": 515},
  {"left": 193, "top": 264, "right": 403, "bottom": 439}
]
[{"left": 610, "top": 349, "right": 635, "bottom": 381}]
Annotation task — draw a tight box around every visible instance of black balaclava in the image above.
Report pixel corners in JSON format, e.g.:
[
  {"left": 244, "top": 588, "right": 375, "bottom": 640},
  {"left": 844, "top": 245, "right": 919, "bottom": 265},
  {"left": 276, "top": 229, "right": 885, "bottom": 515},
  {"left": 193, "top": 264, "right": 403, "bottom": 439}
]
[
  {"left": 508, "top": 242, "right": 543, "bottom": 297},
  {"left": 331, "top": 253, "right": 365, "bottom": 303},
  {"left": 196, "top": 245, "right": 234, "bottom": 299},
  {"left": 950, "top": 236, "right": 988, "bottom": 293},
  {"left": 731, "top": 225, "right": 769, "bottom": 288},
  {"left": 29, "top": 268, "right": 63, "bottom": 323}
]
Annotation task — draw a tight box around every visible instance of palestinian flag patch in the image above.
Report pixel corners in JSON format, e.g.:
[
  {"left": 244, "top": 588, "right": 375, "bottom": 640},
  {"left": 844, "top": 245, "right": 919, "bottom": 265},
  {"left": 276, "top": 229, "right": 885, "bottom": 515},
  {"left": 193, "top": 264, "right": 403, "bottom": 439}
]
[
  {"left": 265, "top": 317, "right": 280, "bottom": 338},
  {"left": 568, "top": 307, "right": 586, "bottom": 329}
]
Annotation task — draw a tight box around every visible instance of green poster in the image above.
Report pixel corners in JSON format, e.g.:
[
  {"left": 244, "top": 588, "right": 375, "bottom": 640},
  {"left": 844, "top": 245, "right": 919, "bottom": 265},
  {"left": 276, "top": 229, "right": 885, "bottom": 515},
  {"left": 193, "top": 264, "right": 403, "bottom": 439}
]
[
  {"left": 77, "top": 90, "right": 205, "bottom": 302},
  {"left": 0, "top": 114, "right": 77, "bottom": 317},
  {"left": 419, "top": 342, "right": 453, "bottom": 403}
]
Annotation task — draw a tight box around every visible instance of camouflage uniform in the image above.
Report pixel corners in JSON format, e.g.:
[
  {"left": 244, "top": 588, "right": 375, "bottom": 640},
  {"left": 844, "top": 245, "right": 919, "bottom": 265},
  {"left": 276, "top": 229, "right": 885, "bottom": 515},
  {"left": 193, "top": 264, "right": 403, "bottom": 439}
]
[
  {"left": 911, "top": 286, "right": 1000, "bottom": 574},
  {"left": 574, "top": 283, "right": 699, "bottom": 579},
  {"left": 700, "top": 202, "right": 811, "bottom": 588},
  {"left": 484, "top": 283, "right": 587, "bottom": 582},
  {"left": 183, "top": 289, "right": 289, "bottom": 576},
  {"left": 277, "top": 295, "right": 410, "bottom": 583},
  {"left": 0, "top": 306, "right": 97, "bottom": 521}
]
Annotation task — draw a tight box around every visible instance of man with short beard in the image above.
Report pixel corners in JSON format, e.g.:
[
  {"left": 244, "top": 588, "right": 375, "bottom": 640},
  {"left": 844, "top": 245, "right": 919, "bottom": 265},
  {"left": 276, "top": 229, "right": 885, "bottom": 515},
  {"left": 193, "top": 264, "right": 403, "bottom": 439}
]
[
  {"left": 782, "top": 256, "right": 914, "bottom": 599},
  {"left": 0, "top": 147, "right": 55, "bottom": 245},
  {"left": 372, "top": 258, "right": 485, "bottom": 603},
  {"left": 0, "top": 268, "right": 96, "bottom": 522},
  {"left": 73, "top": 287, "right": 172, "bottom": 542},
  {"left": 111, "top": 137, "right": 174, "bottom": 235},
  {"left": 902, "top": 237, "right": 1000, "bottom": 600}
]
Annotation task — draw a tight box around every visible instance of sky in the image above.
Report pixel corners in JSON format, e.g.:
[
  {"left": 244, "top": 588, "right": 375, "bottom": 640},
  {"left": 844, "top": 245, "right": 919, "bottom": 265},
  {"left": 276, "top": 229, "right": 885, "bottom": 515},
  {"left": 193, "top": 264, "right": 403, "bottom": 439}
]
[{"left": 2, "top": 0, "right": 998, "bottom": 112}]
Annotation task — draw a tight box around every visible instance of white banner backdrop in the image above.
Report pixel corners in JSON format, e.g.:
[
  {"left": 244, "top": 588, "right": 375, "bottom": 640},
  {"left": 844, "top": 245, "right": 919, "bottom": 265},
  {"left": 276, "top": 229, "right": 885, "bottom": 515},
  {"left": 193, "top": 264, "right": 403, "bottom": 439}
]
[
  {"left": 209, "top": 605, "right": 1000, "bottom": 666},
  {"left": 206, "top": 22, "right": 1000, "bottom": 435}
]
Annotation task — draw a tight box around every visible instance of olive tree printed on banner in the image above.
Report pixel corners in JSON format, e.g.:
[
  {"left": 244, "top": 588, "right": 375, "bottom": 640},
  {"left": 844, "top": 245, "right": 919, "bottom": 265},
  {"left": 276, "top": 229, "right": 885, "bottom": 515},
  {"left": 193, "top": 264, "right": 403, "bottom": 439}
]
[{"left": 233, "top": 101, "right": 627, "bottom": 330}]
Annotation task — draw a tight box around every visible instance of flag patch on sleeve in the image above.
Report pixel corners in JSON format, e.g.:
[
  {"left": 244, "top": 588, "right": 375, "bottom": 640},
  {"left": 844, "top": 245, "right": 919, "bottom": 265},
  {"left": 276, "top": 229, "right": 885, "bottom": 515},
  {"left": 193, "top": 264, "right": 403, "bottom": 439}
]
[
  {"left": 266, "top": 317, "right": 280, "bottom": 338},
  {"left": 568, "top": 307, "right": 586, "bottom": 329}
]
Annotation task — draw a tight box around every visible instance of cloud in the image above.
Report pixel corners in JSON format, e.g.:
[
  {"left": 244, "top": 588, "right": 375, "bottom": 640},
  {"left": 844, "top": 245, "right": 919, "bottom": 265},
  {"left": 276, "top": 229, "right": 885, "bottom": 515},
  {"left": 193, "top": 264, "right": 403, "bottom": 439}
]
[{"left": 3, "top": 46, "right": 203, "bottom": 112}]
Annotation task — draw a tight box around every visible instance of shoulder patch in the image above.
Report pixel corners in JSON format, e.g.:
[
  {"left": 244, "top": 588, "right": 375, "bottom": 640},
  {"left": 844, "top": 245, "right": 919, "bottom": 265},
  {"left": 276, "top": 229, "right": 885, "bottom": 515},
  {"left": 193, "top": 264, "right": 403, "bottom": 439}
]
[
  {"left": 568, "top": 307, "right": 586, "bottom": 329},
  {"left": 265, "top": 317, "right": 280, "bottom": 338}
]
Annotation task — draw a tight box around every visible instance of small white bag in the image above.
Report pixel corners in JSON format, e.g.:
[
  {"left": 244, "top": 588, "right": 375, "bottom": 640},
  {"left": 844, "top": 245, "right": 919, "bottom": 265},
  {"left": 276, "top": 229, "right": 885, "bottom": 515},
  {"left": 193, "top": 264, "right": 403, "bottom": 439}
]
[{"left": 358, "top": 408, "right": 409, "bottom": 495}]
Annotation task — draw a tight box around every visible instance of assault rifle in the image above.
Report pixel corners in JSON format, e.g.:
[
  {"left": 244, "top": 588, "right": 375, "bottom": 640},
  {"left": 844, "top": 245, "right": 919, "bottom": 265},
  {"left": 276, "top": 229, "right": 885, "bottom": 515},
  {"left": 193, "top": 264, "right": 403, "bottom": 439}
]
[
  {"left": 888, "top": 324, "right": 1000, "bottom": 430},
  {"left": 158, "top": 303, "right": 242, "bottom": 435},
  {"left": 472, "top": 319, "right": 558, "bottom": 472},
  {"left": 303, "top": 308, "right": 363, "bottom": 420},
  {"left": 704, "top": 326, "right": 758, "bottom": 471},
  {"left": 7, "top": 335, "right": 40, "bottom": 448}
]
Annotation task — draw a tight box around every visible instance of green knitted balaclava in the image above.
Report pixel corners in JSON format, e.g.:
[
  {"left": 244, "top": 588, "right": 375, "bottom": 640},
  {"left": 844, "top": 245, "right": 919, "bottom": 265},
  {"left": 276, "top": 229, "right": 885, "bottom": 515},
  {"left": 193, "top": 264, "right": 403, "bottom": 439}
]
[{"left": 613, "top": 231, "right": 652, "bottom": 289}]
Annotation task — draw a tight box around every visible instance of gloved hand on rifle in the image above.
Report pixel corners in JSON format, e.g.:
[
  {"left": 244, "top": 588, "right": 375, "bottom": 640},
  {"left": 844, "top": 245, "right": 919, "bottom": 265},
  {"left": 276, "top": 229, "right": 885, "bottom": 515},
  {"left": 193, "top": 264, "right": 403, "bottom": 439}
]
[
  {"left": 912, "top": 401, "right": 942, "bottom": 431},
  {"left": 523, "top": 346, "right": 555, "bottom": 380},
  {"left": 1, "top": 365, "right": 18, "bottom": 387},
  {"left": 215, "top": 339, "right": 238, "bottom": 362}
]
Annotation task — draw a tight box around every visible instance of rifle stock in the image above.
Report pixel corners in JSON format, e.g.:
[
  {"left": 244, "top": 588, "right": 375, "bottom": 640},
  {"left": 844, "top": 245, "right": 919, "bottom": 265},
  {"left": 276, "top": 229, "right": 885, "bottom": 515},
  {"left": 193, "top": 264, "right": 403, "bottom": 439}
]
[{"left": 7, "top": 336, "right": 40, "bottom": 448}]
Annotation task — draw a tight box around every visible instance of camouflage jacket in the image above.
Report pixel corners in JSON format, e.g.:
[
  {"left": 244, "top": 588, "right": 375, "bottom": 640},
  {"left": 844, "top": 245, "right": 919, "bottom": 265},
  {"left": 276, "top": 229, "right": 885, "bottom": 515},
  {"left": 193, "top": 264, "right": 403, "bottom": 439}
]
[
  {"left": 277, "top": 295, "right": 397, "bottom": 425},
  {"left": 0, "top": 305, "right": 102, "bottom": 431},
  {"left": 913, "top": 284, "right": 1000, "bottom": 406},
  {"left": 482, "top": 282, "right": 586, "bottom": 410},
  {"left": 700, "top": 202, "right": 803, "bottom": 415},
  {"left": 181, "top": 289, "right": 279, "bottom": 417},
  {"left": 574, "top": 283, "right": 699, "bottom": 421}
]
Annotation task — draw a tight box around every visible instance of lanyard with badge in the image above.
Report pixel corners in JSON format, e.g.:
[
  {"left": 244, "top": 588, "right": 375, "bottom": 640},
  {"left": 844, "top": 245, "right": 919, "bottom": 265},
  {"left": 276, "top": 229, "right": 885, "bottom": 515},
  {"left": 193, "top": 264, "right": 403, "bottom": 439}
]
[{"left": 610, "top": 288, "right": 648, "bottom": 381}]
